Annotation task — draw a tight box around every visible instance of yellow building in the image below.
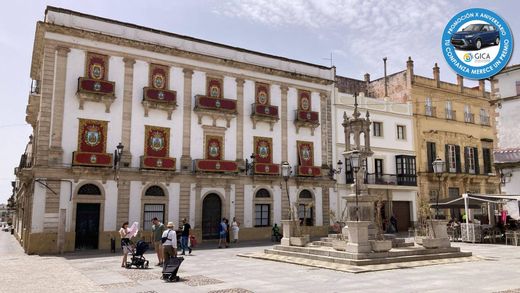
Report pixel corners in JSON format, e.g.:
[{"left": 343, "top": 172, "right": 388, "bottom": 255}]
[{"left": 366, "top": 58, "right": 499, "bottom": 221}]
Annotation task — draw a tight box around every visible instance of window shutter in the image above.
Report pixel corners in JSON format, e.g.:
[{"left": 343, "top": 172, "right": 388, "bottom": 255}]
[
  {"left": 455, "top": 145, "right": 462, "bottom": 173},
  {"left": 445, "top": 144, "right": 450, "bottom": 173},
  {"left": 482, "top": 148, "right": 491, "bottom": 174},
  {"left": 474, "top": 147, "right": 480, "bottom": 174},
  {"left": 464, "top": 147, "right": 470, "bottom": 173},
  {"left": 427, "top": 142, "right": 436, "bottom": 172}
]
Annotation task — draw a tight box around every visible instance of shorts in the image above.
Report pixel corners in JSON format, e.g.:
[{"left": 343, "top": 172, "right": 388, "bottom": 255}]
[
  {"left": 154, "top": 241, "right": 162, "bottom": 252},
  {"left": 219, "top": 231, "right": 226, "bottom": 239}
]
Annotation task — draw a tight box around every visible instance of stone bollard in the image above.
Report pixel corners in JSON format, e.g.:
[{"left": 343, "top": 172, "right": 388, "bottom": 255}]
[
  {"left": 345, "top": 221, "right": 371, "bottom": 254},
  {"left": 281, "top": 220, "right": 293, "bottom": 246}
]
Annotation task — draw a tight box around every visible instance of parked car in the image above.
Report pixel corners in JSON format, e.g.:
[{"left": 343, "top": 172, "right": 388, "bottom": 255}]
[
  {"left": 451, "top": 23, "right": 500, "bottom": 50},
  {"left": 2, "top": 225, "right": 12, "bottom": 232}
]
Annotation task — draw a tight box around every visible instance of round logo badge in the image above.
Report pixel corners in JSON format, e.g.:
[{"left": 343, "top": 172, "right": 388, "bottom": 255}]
[{"left": 442, "top": 8, "right": 513, "bottom": 80}]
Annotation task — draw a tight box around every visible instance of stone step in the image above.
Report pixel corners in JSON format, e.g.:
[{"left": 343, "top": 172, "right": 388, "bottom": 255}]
[
  {"left": 272, "top": 244, "right": 463, "bottom": 260},
  {"left": 310, "top": 241, "right": 334, "bottom": 247},
  {"left": 264, "top": 248, "right": 471, "bottom": 266}
]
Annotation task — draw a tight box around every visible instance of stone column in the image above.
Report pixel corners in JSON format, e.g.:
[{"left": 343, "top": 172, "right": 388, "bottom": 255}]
[
  {"left": 49, "top": 46, "right": 70, "bottom": 165},
  {"left": 181, "top": 68, "right": 194, "bottom": 172},
  {"left": 280, "top": 85, "right": 289, "bottom": 162},
  {"left": 121, "top": 58, "right": 135, "bottom": 166},
  {"left": 234, "top": 184, "right": 244, "bottom": 226},
  {"left": 35, "top": 42, "right": 57, "bottom": 166},
  {"left": 179, "top": 182, "right": 191, "bottom": 222},
  {"left": 236, "top": 78, "right": 245, "bottom": 164}
]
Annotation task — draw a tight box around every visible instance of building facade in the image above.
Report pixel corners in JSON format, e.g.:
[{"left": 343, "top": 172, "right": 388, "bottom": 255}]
[
  {"left": 492, "top": 65, "right": 520, "bottom": 195},
  {"left": 366, "top": 58, "right": 500, "bottom": 220},
  {"left": 332, "top": 77, "right": 418, "bottom": 231},
  {"left": 14, "top": 7, "right": 336, "bottom": 254}
]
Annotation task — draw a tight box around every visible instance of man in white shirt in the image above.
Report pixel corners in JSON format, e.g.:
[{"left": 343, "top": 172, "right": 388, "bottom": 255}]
[{"left": 162, "top": 222, "right": 177, "bottom": 267}]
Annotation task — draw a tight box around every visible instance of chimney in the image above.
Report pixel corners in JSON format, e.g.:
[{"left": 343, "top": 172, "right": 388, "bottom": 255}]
[
  {"left": 364, "top": 73, "right": 370, "bottom": 96},
  {"left": 479, "top": 79, "right": 486, "bottom": 97},
  {"left": 433, "top": 63, "right": 440, "bottom": 88},
  {"left": 406, "top": 56, "right": 414, "bottom": 88},
  {"left": 457, "top": 74, "right": 464, "bottom": 93},
  {"left": 383, "top": 57, "right": 388, "bottom": 97}
]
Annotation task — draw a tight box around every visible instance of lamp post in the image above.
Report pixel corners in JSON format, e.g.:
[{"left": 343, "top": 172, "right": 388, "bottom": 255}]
[
  {"left": 245, "top": 153, "right": 256, "bottom": 175},
  {"left": 281, "top": 161, "right": 292, "bottom": 220},
  {"left": 432, "top": 157, "right": 445, "bottom": 219},
  {"left": 114, "top": 142, "right": 124, "bottom": 181},
  {"left": 329, "top": 160, "right": 344, "bottom": 178},
  {"left": 345, "top": 150, "right": 361, "bottom": 221}
]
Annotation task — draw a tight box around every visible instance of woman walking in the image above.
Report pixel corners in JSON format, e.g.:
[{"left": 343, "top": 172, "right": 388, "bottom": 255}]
[
  {"left": 231, "top": 217, "right": 240, "bottom": 243},
  {"left": 119, "top": 222, "right": 131, "bottom": 267}
]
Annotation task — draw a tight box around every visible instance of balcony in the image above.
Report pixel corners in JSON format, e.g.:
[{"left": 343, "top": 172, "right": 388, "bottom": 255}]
[
  {"left": 296, "top": 165, "right": 321, "bottom": 177},
  {"left": 140, "top": 156, "right": 176, "bottom": 171},
  {"left": 250, "top": 103, "right": 279, "bottom": 130},
  {"left": 254, "top": 163, "right": 280, "bottom": 175},
  {"left": 445, "top": 109, "right": 457, "bottom": 121},
  {"left": 464, "top": 112, "right": 475, "bottom": 123},
  {"left": 193, "top": 159, "right": 239, "bottom": 173},
  {"left": 425, "top": 106, "right": 437, "bottom": 117},
  {"left": 365, "top": 173, "right": 417, "bottom": 186},
  {"left": 294, "top": 110, "right": 320, "bottom": 135},
  {"left": 72, "top": 151, "right": 113, "bottom": 167},
  {"left": 194, "top": 95, "right": 237, "bottom": 127},
  {"left": 142, "top": 87, "right": 177, "bottom": 120},
  {"left": 480, "top": 115, "right": 490, "bottom": 126},
  {"left": 76, "top": 77, "right": 116, "bottom": 113}
]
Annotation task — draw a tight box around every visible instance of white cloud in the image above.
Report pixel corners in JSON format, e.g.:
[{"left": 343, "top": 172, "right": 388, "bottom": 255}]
[{"left": 217, "top": 0, "right": 457, "bottom": 77}]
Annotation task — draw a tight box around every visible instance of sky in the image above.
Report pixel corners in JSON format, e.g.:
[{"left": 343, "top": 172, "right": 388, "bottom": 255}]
[{"left": 0, "top": 0, "right": 519, "bottom": 204}]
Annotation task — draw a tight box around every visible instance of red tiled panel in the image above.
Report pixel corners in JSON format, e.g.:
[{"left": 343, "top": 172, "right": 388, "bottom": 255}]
[
  {"left": 72, "top": 152, "right": 113, "bottom": 167},
  {"left": 297, "top": 110, "right": 319, "bottom": 123},
  {"left": 195, "top": 160, "right": 238, "bottom": 172},
  {"left": 253, "top": 104, "right": 279, "bottom": 118},
  {"left": 297, "top": 165, "right": 321, "bottom": 177},
  {"left": 78, "top": 77, "right": 115, "bottom": 95},
  {"left": 254, "top": 163, "right": 280, "bottom": 175},
  {"left": 143, "top": 87, "right": 177, "bottom": 103},
  {"left": 141, "top": 156, "right": 176, "bottom": 170},
  {"left": 195, "top": 96, "right": 237, "bottom": 112}
]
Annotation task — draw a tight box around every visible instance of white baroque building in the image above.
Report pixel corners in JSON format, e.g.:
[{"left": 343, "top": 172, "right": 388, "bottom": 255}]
[
  {"left": 331, "top": 76, "right": 418, "bottom": 231},
  {"left": 14, "top": 7, "right": 336, "bottom": 254},
  {"left": 492, "top": 65, "right": 520, "bottom": 195}
]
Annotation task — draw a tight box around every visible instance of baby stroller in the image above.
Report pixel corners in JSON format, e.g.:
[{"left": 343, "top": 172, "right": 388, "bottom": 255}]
[
  {"left": 125, "top": 240, "right": 150, "bottom": 269},
  {"left": 161, "top": 256, "right": 184, "bottom": 282}
]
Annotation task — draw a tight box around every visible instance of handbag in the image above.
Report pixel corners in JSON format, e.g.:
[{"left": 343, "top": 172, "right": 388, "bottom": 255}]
[{"left": 161, "top": 230, "right": 171, "bottom": 244}]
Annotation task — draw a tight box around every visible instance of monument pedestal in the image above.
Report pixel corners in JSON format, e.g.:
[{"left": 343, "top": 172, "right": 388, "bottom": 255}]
[
  {"left": 281, "top": 220, "right": 293, "bottom": 246},
  {"left": 345, "top": 221, "right": 371, "bottom": 254}
]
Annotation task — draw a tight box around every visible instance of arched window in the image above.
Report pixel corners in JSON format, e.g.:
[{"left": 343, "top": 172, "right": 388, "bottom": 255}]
[
  {"left": 299, "top": 189, "right": 312, "bottom": 199},
  {"left": 77, "top": 184, "right": 101, "bottom": 195},
  {"left": 255, "top": 188, "right": 270, "bottom": 198},
  {"left": 145, "top": 185, "right": 165, "bottom": 196},
  {"left": 298, "top": 189, "right": 314, "bottom": 226}
]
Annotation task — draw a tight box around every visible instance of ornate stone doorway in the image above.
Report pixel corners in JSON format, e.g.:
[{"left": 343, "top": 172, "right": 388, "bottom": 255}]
[
  {"left": 75, "top": 203, "right": 100, "bottom": 250},
  {"left": 202, "top": 193, "right": 222, "bottom": 240}
]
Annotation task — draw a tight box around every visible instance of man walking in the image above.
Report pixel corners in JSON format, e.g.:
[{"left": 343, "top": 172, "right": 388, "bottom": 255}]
[
  {"left": 162, "top": 222, "right": 177, "bottom": 269},
  {"left": 151, "top": 217, "right": 165, "bottom": 266},
  {"left": 180, "top": 218, "right": 192, "bottom": 255}
]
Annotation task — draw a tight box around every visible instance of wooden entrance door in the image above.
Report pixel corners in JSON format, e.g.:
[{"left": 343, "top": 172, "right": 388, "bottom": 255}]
[
  {"left": 202, "top": 194, "right": 222, "bottom": 240},
  {"left": 75, "top": 203, "right": 100, "bottom": 250},
  {"left": 392, "top": 201, "right": 411, "bottom": 233}
]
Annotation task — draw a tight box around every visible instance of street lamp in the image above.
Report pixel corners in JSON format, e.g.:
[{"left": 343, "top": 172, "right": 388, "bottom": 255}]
[
  {"left": 329, "top": 160, "right": 344, "bottom": 178},
  {"left": 345, "top": 150, "right": 361, "bottom": 221},
  {"left": 281, "top": 161, "right": 292, "bottom": 220},
  {"left": 432, "top": 157, "right": 445, "bottom": 219},
  {"left": 245, "top": 153, "right": 256, "bottom": 175},
  {"left": 114, "top": 142, "right": 124, "bottom": 181}
]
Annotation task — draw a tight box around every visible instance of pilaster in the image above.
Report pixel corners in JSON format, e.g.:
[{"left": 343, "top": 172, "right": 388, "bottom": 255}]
[
  {"left": 280, "top": 85, "right": 289, "bottom": 162},
  {"left": 320, "top": 92, "right": 328, "bottom": 166},
  {"left": 121, "top": 57, "right": 135, "bottom": 167},
  {"left": 181, "top": 68, "right": 194, "bottom": 172},
  {"left": 49, "top": 46, "right": 70, "bottom": 165},
  {"left": 116, "top": 181, "right": 130, "bottom": 226},
  {"left": 236, "top": 78, "right": 245, "bottom": 164}
]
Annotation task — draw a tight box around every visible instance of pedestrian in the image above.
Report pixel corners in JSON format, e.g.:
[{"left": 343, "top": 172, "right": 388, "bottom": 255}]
[
  {"left": 180, "top": 218, "right": 192, "bottom": 255},
  {"left": 231, "top": 217, "right": 240, "bottom": 243},
  {"left": 390, "top": 215, "right": 398, "bottom": 233},
  {"left": 119, "top": 222, "right": 132, "bottom": 267},
  {"left": 218, "top": 218, "right": 227, "bottom": 248},
  {"left": 161, "top": 222, "right": 177, "bottom": 269},
  {"left": 272, "top": 223, "right": 281, "bottom": 242},
  {"left": 224, "top": 218, "right": 230, "bottom": 247},
  {"left": 151, "top": 217, "right": 165, "bottom": 266}
]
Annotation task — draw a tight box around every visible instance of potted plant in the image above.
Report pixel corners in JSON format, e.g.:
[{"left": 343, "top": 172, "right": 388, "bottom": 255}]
[{"left": 369, "top": 196, "right": 392, "bottom": 252}]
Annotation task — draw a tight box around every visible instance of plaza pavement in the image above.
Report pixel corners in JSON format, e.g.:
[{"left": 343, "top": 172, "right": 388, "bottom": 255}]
[{"left": 1, "top": 231, "right": 520, "bottom": 293}]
